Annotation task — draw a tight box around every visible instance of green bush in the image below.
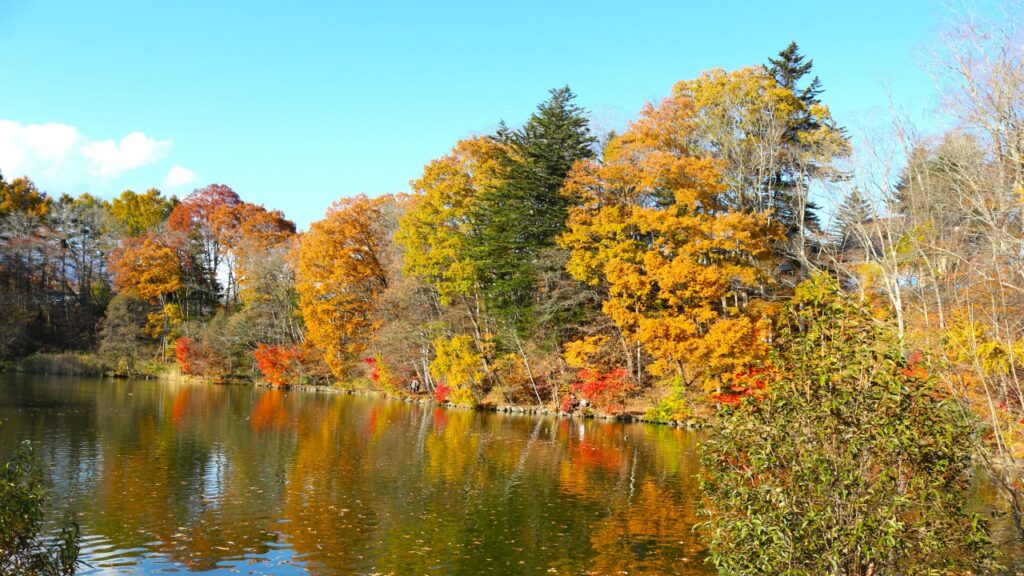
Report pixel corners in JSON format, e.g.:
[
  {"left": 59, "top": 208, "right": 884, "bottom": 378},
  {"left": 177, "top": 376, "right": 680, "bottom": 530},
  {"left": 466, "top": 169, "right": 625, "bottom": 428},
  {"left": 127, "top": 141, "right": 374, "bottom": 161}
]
[
  {"left": 699, "top": 275, "right": 998, "bottom": 575},
  {"left": 644, "top": 377, "right": 691, "bottom": 423},
  {"left": 1, "top": 440, "right": 80, "bottom": 575}
]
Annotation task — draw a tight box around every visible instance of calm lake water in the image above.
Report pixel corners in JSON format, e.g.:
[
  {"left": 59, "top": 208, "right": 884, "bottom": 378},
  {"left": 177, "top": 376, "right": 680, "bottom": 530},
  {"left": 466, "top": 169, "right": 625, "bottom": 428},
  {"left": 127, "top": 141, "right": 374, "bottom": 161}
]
[{"left": 0, "top": 374, "right": 711, "bottom": 575}]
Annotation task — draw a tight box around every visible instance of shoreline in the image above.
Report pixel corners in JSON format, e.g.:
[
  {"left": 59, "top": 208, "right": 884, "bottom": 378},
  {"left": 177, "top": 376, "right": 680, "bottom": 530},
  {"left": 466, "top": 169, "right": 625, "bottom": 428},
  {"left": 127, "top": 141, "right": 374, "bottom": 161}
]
[{"left": 249, "top": 380, "right": 706, "bottom": 429}]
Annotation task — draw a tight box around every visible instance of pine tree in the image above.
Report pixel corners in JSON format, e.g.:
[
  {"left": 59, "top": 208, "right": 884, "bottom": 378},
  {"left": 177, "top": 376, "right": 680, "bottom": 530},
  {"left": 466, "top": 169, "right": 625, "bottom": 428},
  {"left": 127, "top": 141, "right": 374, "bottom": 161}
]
[
  {"left": 833, "top": 188, "right": 873, "bottom": 250},
  {"left": 763, "top": 42, "right": 850, "bottom": 267},
  {"left": 470, "top": 87, "right": 596, "bottom": 330},
  {"left": 769, "top": 41, "right": 823, "bottom": 110}
]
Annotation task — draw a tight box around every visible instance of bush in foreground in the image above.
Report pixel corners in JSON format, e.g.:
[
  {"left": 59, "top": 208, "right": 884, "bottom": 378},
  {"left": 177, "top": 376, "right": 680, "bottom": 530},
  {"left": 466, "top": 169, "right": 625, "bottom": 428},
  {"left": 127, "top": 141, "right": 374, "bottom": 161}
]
[
  {"left": 1, "top": 440, "right": 80, "bottom": 575},
  {"left": 700, "top": 275, "right": 998, "bottom": 575}
]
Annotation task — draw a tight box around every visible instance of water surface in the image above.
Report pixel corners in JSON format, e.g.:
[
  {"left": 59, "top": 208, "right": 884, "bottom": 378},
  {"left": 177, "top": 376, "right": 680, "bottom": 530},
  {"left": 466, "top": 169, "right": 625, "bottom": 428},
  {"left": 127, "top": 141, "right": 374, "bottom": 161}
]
[{"left": 0, "top": 375, "right": 709, "bottom": 575}]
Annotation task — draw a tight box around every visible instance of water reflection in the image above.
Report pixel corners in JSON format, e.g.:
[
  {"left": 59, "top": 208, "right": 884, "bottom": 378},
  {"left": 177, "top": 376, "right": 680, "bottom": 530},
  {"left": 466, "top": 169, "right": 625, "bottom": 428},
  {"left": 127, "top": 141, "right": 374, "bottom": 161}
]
[
  {"left": 0, "top": 376, "right": 712, "bottom": 574},
  {"left": 0, "top": 375, "right": 1015, "bottom": 574}
]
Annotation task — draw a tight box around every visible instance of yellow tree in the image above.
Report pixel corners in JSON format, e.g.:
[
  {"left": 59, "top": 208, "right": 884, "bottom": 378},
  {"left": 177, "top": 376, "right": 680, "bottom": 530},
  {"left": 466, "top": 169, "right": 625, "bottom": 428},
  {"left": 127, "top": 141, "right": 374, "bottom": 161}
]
[
  {"left": 676, "top": 67, "right": 848, "bottom": 267},
  {"left": 109, "top": 188, "right": 175, "bottom": 236},
  {"left": 396, "top": 136, "right": 504, "bottom": 304},
  {"left": 560, "top": 92, "right": 780, "bottom": 392},
  {"left": 296, "top": 195, "right": 390, "bottom": 380}
]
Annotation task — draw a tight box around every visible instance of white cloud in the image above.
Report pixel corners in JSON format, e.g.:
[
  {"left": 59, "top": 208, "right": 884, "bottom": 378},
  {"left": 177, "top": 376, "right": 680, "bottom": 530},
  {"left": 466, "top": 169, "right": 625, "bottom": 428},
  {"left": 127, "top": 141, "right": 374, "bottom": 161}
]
[
  {"left": 0, "top": 119, "right": 174, "bottom": 192},
  {"left": 165, "top": 165, "right": 196, "bottom": 187},
  {"left": 81, "top": 131, "right": 171, "bottom": 177},
  {"left": 0, "top": 120, "right": 82, "bottom": 180}
]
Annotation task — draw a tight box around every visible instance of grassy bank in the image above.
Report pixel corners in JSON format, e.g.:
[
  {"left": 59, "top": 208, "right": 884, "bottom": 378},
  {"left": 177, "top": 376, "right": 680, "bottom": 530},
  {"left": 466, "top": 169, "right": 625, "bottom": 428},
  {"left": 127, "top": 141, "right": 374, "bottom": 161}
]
[{"left": 17, "top": 353, "right": 107, "bottom": 376}]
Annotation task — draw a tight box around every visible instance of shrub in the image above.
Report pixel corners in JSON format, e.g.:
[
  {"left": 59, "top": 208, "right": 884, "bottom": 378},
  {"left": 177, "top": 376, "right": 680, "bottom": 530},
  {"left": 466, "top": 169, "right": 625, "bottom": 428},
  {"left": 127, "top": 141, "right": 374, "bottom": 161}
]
[
  {"left": 573, "top": 367, "right": 631, "bottom": 414},
  {"left": 1, "top": 440, "right": 80, "bottom": 575},
  {"left": 644, "top": 377, "right": 691, "bottom": 423},
  {"left": 363, "top": 356, "right": 399, "bottom": 393},
  {"left": 174, "top": 337, "right": 196, "bottom": 375},
  {"left": 433, "top": 382, "right": 451, "bottom": 403},
  {"left": 254, "top": 344, "right": 302, "bottom": 386},
  {"left": 699, "top": 275, "right": 998, "bottom": 575}
]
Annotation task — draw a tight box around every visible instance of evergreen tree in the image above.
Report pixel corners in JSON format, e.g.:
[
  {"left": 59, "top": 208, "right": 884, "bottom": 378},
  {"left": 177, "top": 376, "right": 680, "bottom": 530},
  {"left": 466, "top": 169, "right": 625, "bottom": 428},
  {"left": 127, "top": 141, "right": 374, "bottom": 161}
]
[
  {"left": 769, "top": 41, "right": 823, "bottom": 111},
  {"left": 763, "top": 42, "right": 850, "bottom": 265},
  {"left": 470, "top": 87, "right": 596, "bottom": 331},
  {"left": 833, "top": 188, "right": 873, "bottom": 250}
]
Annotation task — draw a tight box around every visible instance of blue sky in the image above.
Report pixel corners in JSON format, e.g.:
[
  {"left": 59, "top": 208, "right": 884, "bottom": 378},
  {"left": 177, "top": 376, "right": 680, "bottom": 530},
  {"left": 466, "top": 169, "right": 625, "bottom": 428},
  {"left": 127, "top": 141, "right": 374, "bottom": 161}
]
[{"left": 0, "top": 0, "right": 956, "bottom": 228}]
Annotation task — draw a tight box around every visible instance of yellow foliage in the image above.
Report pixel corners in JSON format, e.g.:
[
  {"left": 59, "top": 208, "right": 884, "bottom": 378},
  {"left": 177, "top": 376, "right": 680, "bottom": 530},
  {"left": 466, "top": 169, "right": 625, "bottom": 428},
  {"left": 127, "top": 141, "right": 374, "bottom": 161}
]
[
  {"left": 430, "top": 334, "right": 484, "bottom": 403},
  {"left": 563, "top": 336, "right": 610, "bottom": 369},
  {"left": 559, "top": 82, "right": 781, "bottom": 387},
  {"left": 296, "top": 195, "right": 391, "bottom": 380},
  {"left": 396, "top": 137, "right": 505, "bottom": 304}
]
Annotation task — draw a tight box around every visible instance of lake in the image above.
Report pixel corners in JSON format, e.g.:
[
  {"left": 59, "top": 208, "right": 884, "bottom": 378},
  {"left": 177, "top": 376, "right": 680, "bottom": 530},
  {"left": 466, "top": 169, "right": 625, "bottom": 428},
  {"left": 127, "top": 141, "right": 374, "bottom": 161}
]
[{"left": 0, "top": 374, "right": 711, "bottom": 575}]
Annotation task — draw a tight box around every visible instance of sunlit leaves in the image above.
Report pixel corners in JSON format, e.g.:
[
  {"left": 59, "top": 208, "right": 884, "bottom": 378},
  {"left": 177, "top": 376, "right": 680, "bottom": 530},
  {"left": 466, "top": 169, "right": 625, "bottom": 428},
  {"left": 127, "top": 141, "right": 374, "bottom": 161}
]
[{"left": 296, "top": 195, "right": 391, "bottom": 380}]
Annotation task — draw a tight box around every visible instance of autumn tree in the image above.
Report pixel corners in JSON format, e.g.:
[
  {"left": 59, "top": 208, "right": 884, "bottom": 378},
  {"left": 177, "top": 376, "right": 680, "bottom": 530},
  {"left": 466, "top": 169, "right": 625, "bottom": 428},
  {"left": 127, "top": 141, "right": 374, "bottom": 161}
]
[
  {"left": 109, "top": 235, "right": 183, "bottom": 349},
  {"left": 166, "top": 184, "right": 242, "bottom": 313},
  {"left": 297, "top": 195, "right": 391, "bottom": 380},
  {"left": 397, "top": 137, "right": 503, "bottom": 306},
  {"left": 676, "top": 65, "right": 849, "bottom": 272},
  {"left": 109, "top": 188, "right": 176, "bottom": 236},
  {"left": 560, "top": 88, "right": 780, "bottom": 393}
]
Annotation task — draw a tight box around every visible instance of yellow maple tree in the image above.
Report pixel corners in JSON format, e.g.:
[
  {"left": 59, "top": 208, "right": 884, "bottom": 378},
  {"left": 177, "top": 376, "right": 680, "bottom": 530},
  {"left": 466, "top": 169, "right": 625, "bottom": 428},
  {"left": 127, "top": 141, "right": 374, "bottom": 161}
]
[{"left": 559, "top": 91, "right": 781, "bottom": 390}]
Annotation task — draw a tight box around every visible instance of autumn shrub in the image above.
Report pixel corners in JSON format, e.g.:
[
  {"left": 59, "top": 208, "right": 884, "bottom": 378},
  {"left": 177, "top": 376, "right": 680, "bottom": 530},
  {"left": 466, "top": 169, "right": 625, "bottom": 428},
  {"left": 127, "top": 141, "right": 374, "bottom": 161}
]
[
  {"left": 644, "top": 377, "right": 691, "bottom": 423},
  {"left": 433, "top": 382, "right": 451, "bottom": 403},
  {"left": 254, "top": 344, "right": 301, "bottom": 386},
  {"left": 174, "top": 336, "right": 224, "bottom": 377},
  {"left": 1, "top": 439, "right": 80, "bottom": 575},
  {"left": 363, "top": 356, "right": 399, "bottom": 394},
  {"left": 700, "top": 275, "right": 998, "bottom": 575},
  {"left": 572, "top": 367, "right": 631, "bottom": 414},
  {"left": 429, "top": 335, "right": 482, "bottom": 406},
  {"left": 174, "top": 337, "right": 196, "bottom": 375}
]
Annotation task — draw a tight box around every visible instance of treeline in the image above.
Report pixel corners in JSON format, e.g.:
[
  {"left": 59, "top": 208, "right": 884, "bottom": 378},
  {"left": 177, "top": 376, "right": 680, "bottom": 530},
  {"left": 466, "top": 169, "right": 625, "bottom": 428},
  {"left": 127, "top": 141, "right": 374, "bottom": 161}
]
[{"left": 293, "top": 44, "right": 848, "bottom": 415}]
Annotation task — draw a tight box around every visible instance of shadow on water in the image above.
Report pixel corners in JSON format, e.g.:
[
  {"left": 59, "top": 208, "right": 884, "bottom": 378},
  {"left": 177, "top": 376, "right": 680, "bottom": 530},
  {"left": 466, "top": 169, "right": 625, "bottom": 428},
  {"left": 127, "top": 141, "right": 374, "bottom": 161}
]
[{"left": 0, "top": 374, "right": 1019, "bottom": 575}]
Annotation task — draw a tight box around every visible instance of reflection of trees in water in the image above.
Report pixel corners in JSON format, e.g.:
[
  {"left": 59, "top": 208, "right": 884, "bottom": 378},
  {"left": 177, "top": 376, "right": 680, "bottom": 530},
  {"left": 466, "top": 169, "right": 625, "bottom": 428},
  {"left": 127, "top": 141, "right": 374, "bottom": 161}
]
[{"left": 1, "top": 377, "right": 712, "bottom": 574}]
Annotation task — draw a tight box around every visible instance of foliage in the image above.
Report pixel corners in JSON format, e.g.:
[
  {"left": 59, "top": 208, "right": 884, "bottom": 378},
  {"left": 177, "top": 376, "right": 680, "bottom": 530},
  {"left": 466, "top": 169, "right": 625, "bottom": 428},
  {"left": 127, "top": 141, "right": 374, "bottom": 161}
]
[
  {"left": 433, "top": 382, "right": 452, "bottom": 404},
  {"left": 362, "top": 356, "right": 399, "bottom": 393},
  {"left": 97, "top": 292, "right": 151, "bottom": 376},
  {"left": 429, "top": 335, "right": 483, "bottom": 406},
  {"left": 700, "top": 275, "right": 998, "bottom": 575},
  {"left": 1, "top": 440, "right": 80, "bottom": 576},
  {"left": 469, "top": 87, "right": 595, "bottom": 327},
  {"left": 173, "top": 337, "right": 195, "bottom": 374},
  {"left": 643, "top": 377, "right": 692, "bottom": 423},
  {"left": 396, "top": 137, "right": 504, "bottom": 304},
  {"left": 109, "top": 235, "right": 182, "bottom": 301},
  {"left": 572, "top": 367, "right": 631, "bottom": 414},
  {"left": 296, "top": 195, "right": 391, "bottom": 380},
  {"left": 109, "top": 188, "right": 175, "bottom": 236},
  {"left": 560, "top": 86, "right": 781, "bottom": 388},
  {"left": 254, "top": 344, "right": 303, "bottom": 386}
]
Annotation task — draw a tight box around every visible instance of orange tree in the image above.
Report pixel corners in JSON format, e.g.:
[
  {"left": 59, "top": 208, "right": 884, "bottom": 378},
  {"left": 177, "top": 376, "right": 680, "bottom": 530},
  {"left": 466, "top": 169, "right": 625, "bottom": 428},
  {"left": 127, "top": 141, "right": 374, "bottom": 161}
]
[
  {"left": 559, "top": 90, "right": 780, "bottom": 395},
  {"left": 295, "top": 195, "right": 390, "bottom": 380}
]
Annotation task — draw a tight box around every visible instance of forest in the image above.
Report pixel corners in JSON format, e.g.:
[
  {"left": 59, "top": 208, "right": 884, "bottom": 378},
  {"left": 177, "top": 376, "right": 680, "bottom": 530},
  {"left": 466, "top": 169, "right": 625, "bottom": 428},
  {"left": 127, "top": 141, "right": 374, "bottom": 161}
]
[{"left": 3, "top": 8, "right": 1024, "bottom": 573}]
